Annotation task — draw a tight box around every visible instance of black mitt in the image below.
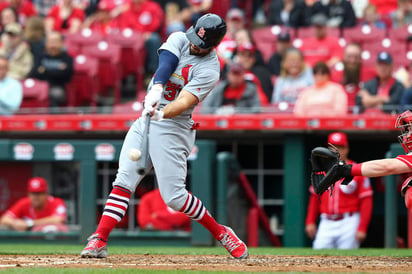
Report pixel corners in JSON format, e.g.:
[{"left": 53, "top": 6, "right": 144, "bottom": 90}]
[{"left": 310, "top": 146, "right": 353, "bottom": 195}]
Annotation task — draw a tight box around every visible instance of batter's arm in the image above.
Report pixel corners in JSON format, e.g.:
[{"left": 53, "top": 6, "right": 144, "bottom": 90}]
[{"left": 161, "top": 90, "right": 199, "bottom": 119}]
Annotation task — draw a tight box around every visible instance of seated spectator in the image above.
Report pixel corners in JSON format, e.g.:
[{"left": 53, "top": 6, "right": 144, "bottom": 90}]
[
  {"left": 24, "top": 16, "right": 46, "bottom": 65},
  {"left": 369, "top": 0, "right": 398, "bottom": 15},
  {"left": 356, "top": 52, "right": 404, "bottom": 114},
  {"left": 294, "top": 62, "right": 348, "bottom": 116},
  {"left": 0, "top": 0, "right": 37, "bottom": 27},
  {"left": 267, "top": 31, "right": 292, "bottom": 76},
  {"left": 0, "top": 177, "right": 69, "bottom": 232},
  {"left": 201, "top": 62, "right": 262, "bottom": 114},
  {"left": 82, "top": 0, "right": 119, "bottom": 36},
  {"left": 0, "top": 7, "right": 18, "bottom": 35},
  {"left": 310, "top": 0, "right": 356, "bottom": 28},
  {"left": 217, "top": 8, "right": 245, "bottom": 62},
  {"left": 298, "top": 14, "right": 343, "bottom": 67},
  {"left": 0, "top": 55, "right": 22, "bottom": 115},
  {"left": 235, "top": 42, "right": 272, "bottom": 103},
  {"left": 330, "top": 42, "right": 376, "bottom": 109},
  {"left": 187, "top": 0, "right": 213, "bottom": 25},
  {"left": 45, "top": 0, "right": 85, "bottom": 34},
  {"left": 272, "top": 47, "right": 314, "bottom": 104},
  {"left": 268, "top": 0, "right": 311, "bottom": 28},
  {"left": 390, "top": 0, "right": 412, "bottom": 28},
  {"left": 29, "top": 31, "right": 74, "bottom": 107},
  {"left": 0, "top": 23, "right": 33, "bottom": 80},
  {"left": 137, "top": 188, "right": 191, "bottom": 231},
  {"left": 233, "top": 28, "right": 265, "bottom": 67},
  {"left": 117, "top": 0, "right": 164, "bottom": 77},
  {"left": 360, "top": 3, "right": 387, "bottom": 29},
  {"left": 32, "top": 0, "right": 56, "bottom": 17},
  {"left": 351, "top": 0, "right": 369, "bottom": 19},
  {"left": 157, "top": 0, "right": 192, "bottom": 35}
]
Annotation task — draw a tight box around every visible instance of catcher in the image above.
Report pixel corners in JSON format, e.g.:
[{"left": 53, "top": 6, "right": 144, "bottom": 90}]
[{"left": 310, "top": 110, "right": 412, "bottom": 210}]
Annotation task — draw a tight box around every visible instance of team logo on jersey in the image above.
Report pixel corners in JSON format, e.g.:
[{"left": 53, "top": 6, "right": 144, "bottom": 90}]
[
  {"left": 54, "top": 143, "right": 74, "bottom": 160},
  {"left": 197, "top": 27, "right": 205, "bottom": 38},
  {"left": 14, "top": 143, "right": 34, "bottom": 160}
]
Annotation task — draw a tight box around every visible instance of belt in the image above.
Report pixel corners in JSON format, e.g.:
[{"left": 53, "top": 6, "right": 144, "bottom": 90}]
[{"left": 325, "top": 212, "right": 354, "bottom": 221}]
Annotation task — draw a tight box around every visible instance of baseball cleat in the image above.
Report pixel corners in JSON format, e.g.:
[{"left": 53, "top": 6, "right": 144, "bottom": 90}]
[
  {"left": 80, "top": 233, "right": 107, "bottom": 258},
  {"left": 219, "top": 225, "right": 249, "bottom": 259}
]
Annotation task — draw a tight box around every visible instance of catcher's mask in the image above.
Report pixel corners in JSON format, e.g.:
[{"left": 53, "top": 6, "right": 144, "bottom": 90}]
[{"left": 396, "top": 110, "right": 412, "bottom": 153}]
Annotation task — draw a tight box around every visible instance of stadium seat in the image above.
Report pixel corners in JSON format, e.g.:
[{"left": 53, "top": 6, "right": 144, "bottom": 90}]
[
  {"left": 106, "top": 29, "right": 146, "bottom": 91},
  {"left": 64, "top": 28, "right": 104, "bottom": 56},
  {"left": 342, "top": 25, "right": 386, "bottom": 46},
  {"left": 20, "top": 78, "right": 50, "bottom": 109},
  {"left": 82, "top": 41, "right": 123, "bottom": 105},
  {"left": 295, "top": 26, "right": 341, "bottom": 39},
  {"left": 66, "top": 55, "right": 99, "bottom": 107}
]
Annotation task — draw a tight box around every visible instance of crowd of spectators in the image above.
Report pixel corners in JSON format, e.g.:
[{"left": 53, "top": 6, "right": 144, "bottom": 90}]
[{"left": 1, "top": 0, "right": 412, "bottom": 116}]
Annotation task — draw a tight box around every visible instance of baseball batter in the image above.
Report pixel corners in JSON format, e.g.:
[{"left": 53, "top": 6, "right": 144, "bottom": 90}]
[
  {"left": 305, "top": 132, "right": 373, "bottom": 249},
  {"left": 81, "top": 13, "right": 248, "bottom": 259}
]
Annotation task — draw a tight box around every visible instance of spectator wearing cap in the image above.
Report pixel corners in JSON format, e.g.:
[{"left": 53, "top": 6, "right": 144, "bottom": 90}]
[
  {"left": 330, "top": 42, "right": 376, "bottom": 110},
  {"left": 310, "top": 0, "right": 356, "bottom": 28},
  {"left": 298, "top": 13, "right": 343, "bottom": 67},
  {"left": 294, "top": 61, "right": 348, "bottom": 116},
  {"left": 45, "top": 0, "right": 85, "bottom": 34},
  {"left": 217, "top": 8, "right": 245, "bottom": 62},
  {"left": 272, "top": 47, "right": 314, "bottom": 104},
  {"left": 0, "top": 22, "right": 33, "bottom": 80},
  {"left": 0, "top": 177, "right": 68, "bottom": 232},
  {"left": 390, "top": 0, "right": 412, "bottom": 28},
  {"left": 235, "top": 42, "right": 272, "bottom": 103},
  {"left": 29, "top": 31, "right": 74, "bottom": 107},
  {"left": 0, "top": 0, "right": 37, "bottom": 27},
  {"left": 356, "top": 51, "right": 404, "bottom": 114},
  {"left": 267, "top": 31, "right": 292, "bottom": 76},
  {"left": 0, "top": 55, "right": 22, "bottom": 115},
  {"left": 268, "top": 0, "right": 311, "bottom": 27},
  {"left": 201, "top": 62, "right": 262, "bottom": 114},
  {"left": 305, "top": 131, "right": 373, "bottom": 249}
]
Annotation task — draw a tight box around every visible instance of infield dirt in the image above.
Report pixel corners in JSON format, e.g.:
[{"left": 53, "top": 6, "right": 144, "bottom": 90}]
[{"left": 0, "top": 254, "right": 411, "bottom": 272}]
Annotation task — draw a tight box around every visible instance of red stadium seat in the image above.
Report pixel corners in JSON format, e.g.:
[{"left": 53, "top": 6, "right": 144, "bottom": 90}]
[
  {"left": 64, "top": 28, "right": 104, "bottom": 56},
  {"left": 106, "top": 29, "right": 146, "bottom": 92},
  {"left": 295, "top": 26, "right": 341, "bottom": 39},
  {"left": 20, "top": 78, "right": 49, "bottom": 109},
  {"left": 342, "top": 25, "right": 386, "bottom": 46},
  {"left": 83, "top": 41, "right": 123, "bottom": 105},
  {"left": 66, "top": 55, "right": 99, "bottom": 107}
]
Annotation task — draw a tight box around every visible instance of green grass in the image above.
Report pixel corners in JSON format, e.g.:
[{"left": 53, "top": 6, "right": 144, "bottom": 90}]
[{"left": 0, "top": 244, "right": 411, "bottom": 257}]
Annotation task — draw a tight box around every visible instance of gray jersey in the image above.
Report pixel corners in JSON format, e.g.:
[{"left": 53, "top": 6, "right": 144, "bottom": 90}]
[{"left": 148, "top": 32, "right": 221, "bottom": 118}]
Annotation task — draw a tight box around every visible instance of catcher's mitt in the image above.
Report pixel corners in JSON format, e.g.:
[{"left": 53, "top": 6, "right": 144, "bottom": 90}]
[{"left": 310, "top": 145, "right": 353, "bottom": 195}]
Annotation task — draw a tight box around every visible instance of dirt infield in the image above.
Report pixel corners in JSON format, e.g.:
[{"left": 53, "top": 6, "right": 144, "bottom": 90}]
[{"left": 0, "top": 255, "right": 412, "bottom": 272}]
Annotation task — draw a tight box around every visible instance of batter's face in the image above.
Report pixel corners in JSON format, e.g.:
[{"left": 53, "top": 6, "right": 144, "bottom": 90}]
[{"left": 190, "top": 43, "right": 212, "bottom": 57}]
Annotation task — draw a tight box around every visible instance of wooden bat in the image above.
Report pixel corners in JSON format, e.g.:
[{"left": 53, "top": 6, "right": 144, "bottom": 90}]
[{"left": 137, "top": 114, "right": 151, "bottom": 175}]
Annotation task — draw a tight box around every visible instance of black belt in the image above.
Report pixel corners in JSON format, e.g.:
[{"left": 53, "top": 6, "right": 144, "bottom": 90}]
[{"left": 325, "top": 212, "right": 354, "bottom": 221}]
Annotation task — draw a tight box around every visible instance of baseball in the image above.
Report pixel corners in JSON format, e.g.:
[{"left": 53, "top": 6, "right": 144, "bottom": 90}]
[{"left": 128, "top": 148, "right": 142, "bottom": 161}]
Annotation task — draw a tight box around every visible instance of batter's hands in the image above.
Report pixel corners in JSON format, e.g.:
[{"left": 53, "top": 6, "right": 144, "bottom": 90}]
[
  {"left": 305, "top": 224, "right": 317, "bottom": 239},
  {"left": 144, "top": 84, "right": 163, "bottom": 112},
  {"left": 356, "top": 231, "right": 366, "bottom": 243},
  {"left": 142, "top": 108, "right": 164, "bottom": 121}
]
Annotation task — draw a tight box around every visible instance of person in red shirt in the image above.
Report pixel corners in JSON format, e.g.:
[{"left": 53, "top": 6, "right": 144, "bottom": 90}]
[
  {"left": 45, "top": 0, "right": 85, "bottom": 34},
  {"left": 82, "top": 0, "right": 119, "bottom": 36},
  {"left": 298, "top": 13, "right": 343, "bottom": 68},
  {"left": 137, "top": 188, "right": 191, "bottom": 231},
  {"left": 117, "top": 0, "right": 164, "bottom": 76},
  {"left": 305, "top": 132, "right": 373, "bottom": 249},
  {"left": 0, "top": 0, "right": 37, "bottom": 27},
  {"left": 0, "top": 177, "right": 68, "bottom": 232}
]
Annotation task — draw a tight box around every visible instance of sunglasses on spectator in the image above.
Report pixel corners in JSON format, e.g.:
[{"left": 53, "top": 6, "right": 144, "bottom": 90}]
[{"left": 5, "top": 32, "right": 18, "bottom": 36}]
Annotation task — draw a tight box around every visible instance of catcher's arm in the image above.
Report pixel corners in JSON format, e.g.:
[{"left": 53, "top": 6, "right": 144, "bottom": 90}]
[{"left": 310, "top": 146, "right": 353, "bottom": 195}]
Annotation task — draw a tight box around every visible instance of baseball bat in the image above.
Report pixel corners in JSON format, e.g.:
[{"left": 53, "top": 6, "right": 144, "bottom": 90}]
[{"left": 137, "top": 114, "right": 151, "bottom": 175}]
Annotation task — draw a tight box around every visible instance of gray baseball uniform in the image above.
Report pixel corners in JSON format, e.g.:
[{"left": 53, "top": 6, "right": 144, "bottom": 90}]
[{"left": 114, "top": 32, "right": 220, "bottom": 211}]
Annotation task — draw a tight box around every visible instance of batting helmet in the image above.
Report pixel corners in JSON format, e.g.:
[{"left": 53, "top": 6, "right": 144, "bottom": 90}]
[
  {"left": 186, "top": 13, "right": 227, "bottom": 50},
  {"left": 395, "top": 110, "right": 412, "bottom": 153}
]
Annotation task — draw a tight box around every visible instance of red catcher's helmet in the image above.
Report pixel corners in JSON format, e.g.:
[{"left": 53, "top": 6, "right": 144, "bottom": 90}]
[{"left": 395, "top": 110, "right": 412, "bottom": 153}]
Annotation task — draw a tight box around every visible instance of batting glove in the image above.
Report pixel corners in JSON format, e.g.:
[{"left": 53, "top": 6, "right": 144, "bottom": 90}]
[
  {"left": 142, "top": 108, "right": 164, "bottom": 121},
  {"left": 144, "top": 84, "right": 163, "bottom": 112}
]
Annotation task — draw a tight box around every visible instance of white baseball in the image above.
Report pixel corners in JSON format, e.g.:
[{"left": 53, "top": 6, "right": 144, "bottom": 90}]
[{"left": 128, "top": 148, "right": 142, "bottom": 161}]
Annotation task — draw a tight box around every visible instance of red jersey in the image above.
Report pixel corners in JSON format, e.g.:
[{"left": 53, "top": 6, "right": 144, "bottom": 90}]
[
  {"left": 368, "top": 0, "right": 397, "bottom": 15},
  {"left": 5, "top": 196, "right": 67, "bottom": 221},
  {"left": 299, "top": 36, "right": 343, "bottom": 67},
  {"left": 306, "top": 160, "right": 373, "bottom": 233},
  {"left": 396, "top": 154, "right": 412, "bottom": 168},
  {"left": 137, "top": 189, "right": 190, "bottom": 231},
  {"left": 47, "top": 6, "right": 85, "bottom": 32},
  {"left": 118, "top": 0, "right": 164, "bottom": 33}
]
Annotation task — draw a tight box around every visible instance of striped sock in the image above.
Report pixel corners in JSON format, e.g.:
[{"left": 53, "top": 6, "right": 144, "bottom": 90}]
[
  {"left": 95, "top": 186, "right": 131, "bottom": 241},
  {"left": 180, "top": 193, "right": 224, "bottom": 240}
]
